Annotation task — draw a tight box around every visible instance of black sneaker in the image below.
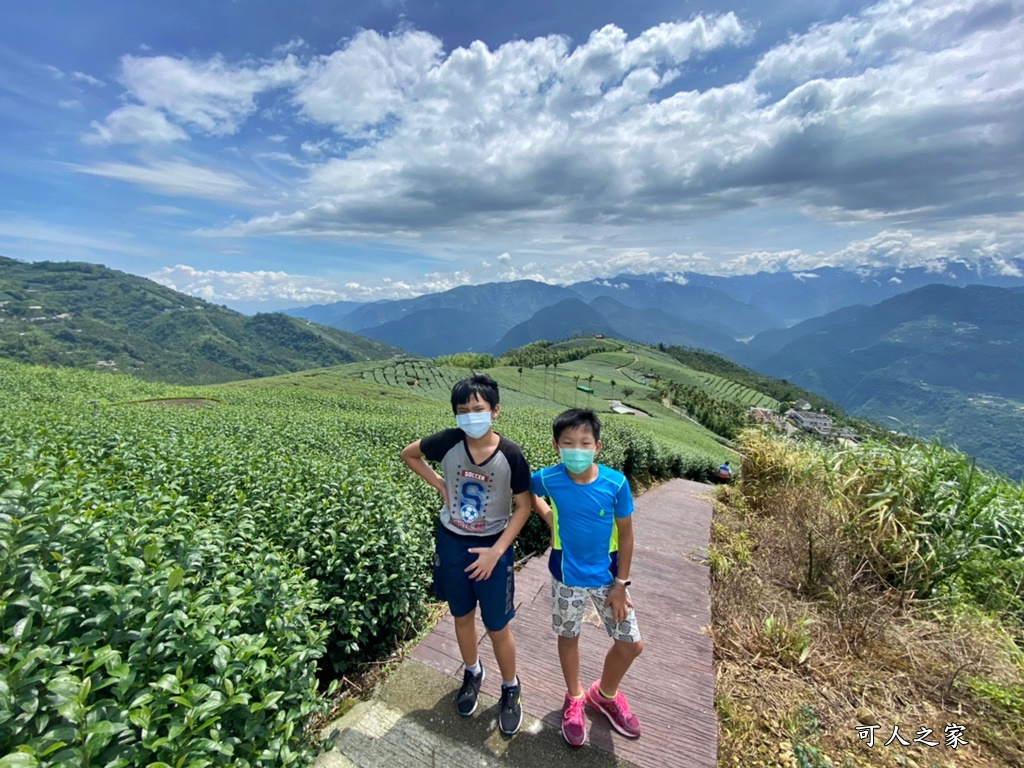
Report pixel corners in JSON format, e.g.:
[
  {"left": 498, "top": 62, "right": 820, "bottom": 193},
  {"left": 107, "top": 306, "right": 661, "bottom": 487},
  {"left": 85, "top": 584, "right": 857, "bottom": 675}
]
[
  {"left": 499, "top": 679, "right": 523, "bottom": 735},
  {"left": 456, "top": 664, "right": 485, "bottom": 717}
]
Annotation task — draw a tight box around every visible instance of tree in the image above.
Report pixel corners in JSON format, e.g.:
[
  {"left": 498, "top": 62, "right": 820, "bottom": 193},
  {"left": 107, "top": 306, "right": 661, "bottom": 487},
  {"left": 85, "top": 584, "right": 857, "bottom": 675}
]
[
  {"left": 573, "top": 374, "right": 581, "bottom": 406},
  {"left": 610, "top": 379, "right": 617, "bottom": 399},
  {"left": 623, "top": 386, "right": 635, "bottom": 399},
  {"left": 517, "top": 366, "right": 523, "bottom": 391},
  {"left": 587, "top": 374, "right": 594, "bottom": 407}
]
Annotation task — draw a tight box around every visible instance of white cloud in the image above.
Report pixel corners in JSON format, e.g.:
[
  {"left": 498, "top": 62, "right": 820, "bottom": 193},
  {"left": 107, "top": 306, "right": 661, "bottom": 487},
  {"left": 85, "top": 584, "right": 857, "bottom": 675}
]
[
  {"left": 88, "top": 53, "right": 305, "bottom": 144},
  {"left": 140, "top": 205, "right": 190, "bottom": 216},
  {"left": 73, "top": 159, "right": 251, "bottom": 199},
  {"left": 64, "top": 0, "right": 1024, "bottom": 289},
  {"left": 148, "top": 264, "right": 351, "bottom": 303},
  {"left": 188, "top": 0, "right": 1018, "bottom": 245},
  {"left": 295, "top": 29, "right": 443, "bottom": 132},
  {"left": 83, "top": 105, "right": 189, "bottom": 145},
  {"left": 72, "top": 71, "right": 105, "bottom": 87}
]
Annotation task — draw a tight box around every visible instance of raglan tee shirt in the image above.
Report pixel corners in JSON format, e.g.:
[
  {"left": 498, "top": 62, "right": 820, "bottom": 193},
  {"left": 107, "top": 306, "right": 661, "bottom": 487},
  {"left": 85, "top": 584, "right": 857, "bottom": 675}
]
[
  {"left": 420, "top": 428, "right": 530, "bottom": 537},
  {"left": 531, "top": 463, "right": 634, "bottom": 588}
]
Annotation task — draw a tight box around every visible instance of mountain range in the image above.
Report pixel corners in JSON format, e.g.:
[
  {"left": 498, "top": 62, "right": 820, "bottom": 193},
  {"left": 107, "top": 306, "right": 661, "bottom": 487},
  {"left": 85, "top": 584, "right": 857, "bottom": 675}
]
[
  {"left": 4, "top": 253, "right": 1024, "bottom": 478},
  {"left": 287, "top": 259, "right": 1024, "bottom": 359},
  {"left": 287, "top": 259, "right": 1024, "bottom": 478},
  {"left": 743, "top": 284, "right": 1024, "bottom": 478}
]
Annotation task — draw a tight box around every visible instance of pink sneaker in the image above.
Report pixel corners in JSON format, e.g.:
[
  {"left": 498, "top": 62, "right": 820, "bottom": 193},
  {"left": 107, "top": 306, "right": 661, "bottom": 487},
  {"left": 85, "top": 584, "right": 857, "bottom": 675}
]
[
  {"left": 561, "top": 692, "right": 587, "bottom": 747},
  {"left": 586, "top": 681, "right": 641, "bottom": 738}
]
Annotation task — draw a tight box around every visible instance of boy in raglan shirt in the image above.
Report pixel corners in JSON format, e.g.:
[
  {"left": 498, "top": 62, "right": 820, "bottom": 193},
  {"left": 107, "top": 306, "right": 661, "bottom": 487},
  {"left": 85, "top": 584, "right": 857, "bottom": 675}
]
[{"left": 401, "top": 374, "right": 531, "bottom": 736}]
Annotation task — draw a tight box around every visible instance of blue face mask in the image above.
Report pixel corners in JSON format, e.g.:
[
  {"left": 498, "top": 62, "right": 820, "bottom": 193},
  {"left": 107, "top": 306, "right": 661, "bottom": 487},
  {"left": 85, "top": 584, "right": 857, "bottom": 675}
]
[
  {"left": 560, "top": 448, "right": 596, "bottom": 474},
  {"left": 456, "top": 411, "right": 492, "bottom": 439}
]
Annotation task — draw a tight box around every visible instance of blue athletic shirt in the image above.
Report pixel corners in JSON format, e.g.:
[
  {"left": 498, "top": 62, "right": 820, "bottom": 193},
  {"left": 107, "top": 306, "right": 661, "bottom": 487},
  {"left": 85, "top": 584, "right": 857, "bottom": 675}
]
[{"left": 531, "top": 463, "right": 634, "bottom": 588}]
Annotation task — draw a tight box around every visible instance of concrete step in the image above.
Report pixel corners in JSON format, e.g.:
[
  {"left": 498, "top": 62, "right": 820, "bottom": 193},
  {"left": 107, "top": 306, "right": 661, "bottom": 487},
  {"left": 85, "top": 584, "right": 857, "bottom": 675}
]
[
  {"left": 315, "top": 659, "right": 641, "bottom": 768},
  {"left": 317, "top": 698, "right": 507, "bottom": 768}
]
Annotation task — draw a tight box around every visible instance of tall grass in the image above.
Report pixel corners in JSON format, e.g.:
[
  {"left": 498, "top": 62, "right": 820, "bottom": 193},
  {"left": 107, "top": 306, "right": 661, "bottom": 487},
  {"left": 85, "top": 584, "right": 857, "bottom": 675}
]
[
  {"left": 739, "top": 428, "right": 1024, "bottom": 631},
  {"left": 713, "top": 428, "right": 1024, "bottom": 765}
]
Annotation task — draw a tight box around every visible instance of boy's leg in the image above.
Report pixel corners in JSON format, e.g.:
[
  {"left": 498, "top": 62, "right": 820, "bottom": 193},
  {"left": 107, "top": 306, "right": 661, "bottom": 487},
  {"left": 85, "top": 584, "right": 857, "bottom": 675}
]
[
  {"left": 488, "top": 624, "right": 517, "bottom": 682},
  {"left": 552, "top": 578, "right": 588, "bottom": 746},
  {"left": 590, "top": 582, "right": 644, "bottom": 694},
  {"left": 598, "top": 637, "right": 644, "bottom": 696},
  {"left": 453, "top": 610, "right": 481, "bottom": 667},
  {"left": 436, "top": 527, "right": 486, "bottom": 717},
  {"left": 586, "top": 585, "right": 643, "bottom": 738},
  {"left": 557, "top": 634, "right": 583, "bottom": 696},
  {"left": 552, "top": 578, "right": 588, "bottom": 692},
  {"left": 477, "top": 545, "right": 517, "bottom": 677},
  {"left": 477, "top": 547, "right": 522, "bottom": 735},
  {"left": 453, "top": 610, "right": 486, "bottom": 717}
]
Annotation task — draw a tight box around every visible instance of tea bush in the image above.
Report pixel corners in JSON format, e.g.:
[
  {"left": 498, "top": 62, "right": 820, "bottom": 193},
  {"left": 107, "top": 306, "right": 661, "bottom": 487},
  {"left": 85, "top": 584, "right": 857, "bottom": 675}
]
[{"left": 0, "top": 469, "right": 329, "bottom": 767}]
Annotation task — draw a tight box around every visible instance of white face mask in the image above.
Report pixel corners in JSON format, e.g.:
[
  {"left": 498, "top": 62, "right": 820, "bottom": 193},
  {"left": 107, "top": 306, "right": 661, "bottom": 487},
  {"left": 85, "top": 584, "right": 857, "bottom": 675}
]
[{"left": 456, "top": 411, "right": 492, "bottom": 438}]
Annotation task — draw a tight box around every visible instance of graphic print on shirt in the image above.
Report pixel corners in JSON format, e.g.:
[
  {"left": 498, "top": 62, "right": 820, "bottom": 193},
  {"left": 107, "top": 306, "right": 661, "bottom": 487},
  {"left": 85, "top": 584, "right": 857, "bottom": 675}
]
[{"left": 458, "top": 469, "right": 490, "bottom": 530}]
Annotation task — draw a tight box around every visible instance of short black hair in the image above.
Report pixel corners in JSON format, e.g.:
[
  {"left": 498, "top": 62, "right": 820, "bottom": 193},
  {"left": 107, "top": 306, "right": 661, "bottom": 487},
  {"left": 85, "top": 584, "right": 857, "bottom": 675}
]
[
  {"left": 450, "top": 374, "right": 500, "bottom": 414},
  {"left": 553, "top": 408, "right": 601, "bottom": 442}
]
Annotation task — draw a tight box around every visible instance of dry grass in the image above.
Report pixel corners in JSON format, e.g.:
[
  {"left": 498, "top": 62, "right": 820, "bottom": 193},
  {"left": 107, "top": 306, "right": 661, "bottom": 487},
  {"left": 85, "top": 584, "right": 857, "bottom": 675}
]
[{"left": 711, "top": 482, "right": 1024, "bottom": 768}]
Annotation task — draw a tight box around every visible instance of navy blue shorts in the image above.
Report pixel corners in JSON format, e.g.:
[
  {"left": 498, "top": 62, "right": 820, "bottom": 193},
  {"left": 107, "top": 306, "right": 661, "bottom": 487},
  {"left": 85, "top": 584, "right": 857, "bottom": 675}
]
[{"left": 433, "top": 525, "right": 516, "bottom": 632}]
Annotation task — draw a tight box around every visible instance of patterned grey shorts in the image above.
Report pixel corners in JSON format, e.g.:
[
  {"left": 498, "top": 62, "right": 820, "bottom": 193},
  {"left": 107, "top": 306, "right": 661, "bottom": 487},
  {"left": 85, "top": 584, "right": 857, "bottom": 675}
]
[{"left": 551, "top": 577, "right": 642, "bottom": 642}]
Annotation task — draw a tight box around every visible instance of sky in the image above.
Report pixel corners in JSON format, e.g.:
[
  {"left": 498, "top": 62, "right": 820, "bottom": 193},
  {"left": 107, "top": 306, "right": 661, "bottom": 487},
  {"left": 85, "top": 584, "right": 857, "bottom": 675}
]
[{"left": 1, "top": 0, "right": 1022, "bottom": 312}]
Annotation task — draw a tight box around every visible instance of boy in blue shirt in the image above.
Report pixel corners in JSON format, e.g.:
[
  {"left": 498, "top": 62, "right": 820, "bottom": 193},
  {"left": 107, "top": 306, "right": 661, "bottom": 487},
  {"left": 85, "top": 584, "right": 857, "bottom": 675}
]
[
  {"left": 401, "top": 374, "right": 531, "bottom": 735},
  {"left": 531, "top": 409, "right": 644, "bottom": 747}
]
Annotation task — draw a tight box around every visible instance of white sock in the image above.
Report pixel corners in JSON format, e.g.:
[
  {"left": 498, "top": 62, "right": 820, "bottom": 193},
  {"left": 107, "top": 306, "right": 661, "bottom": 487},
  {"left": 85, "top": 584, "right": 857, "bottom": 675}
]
[
  {"left": 503, "top": 676, "right": 519, "bottom": 688},
  {"left": 466, "top": 660, "right": 482, "bottom": 676}
]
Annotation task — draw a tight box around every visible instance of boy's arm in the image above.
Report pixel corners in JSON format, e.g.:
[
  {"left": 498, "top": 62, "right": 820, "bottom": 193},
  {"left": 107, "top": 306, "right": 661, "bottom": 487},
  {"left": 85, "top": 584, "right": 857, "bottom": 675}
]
[
  {"left": 532, "top": 492, "right": 553, "bottom": 530},
  {"left": 606, "top": 514, "right": 635, "bottom": 622},
  {"left": 465, "top": 490, "right": 532, "bottom": 581},
  {"left": 400, "top": 439, "right": 449, "bottom": 510}
]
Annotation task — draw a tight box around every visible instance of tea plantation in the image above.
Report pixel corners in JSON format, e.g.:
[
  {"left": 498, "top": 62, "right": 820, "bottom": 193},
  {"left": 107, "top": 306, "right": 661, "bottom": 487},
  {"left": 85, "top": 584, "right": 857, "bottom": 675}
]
[{"left": 0, "top": 359, "right": 719, "bottom": 767}]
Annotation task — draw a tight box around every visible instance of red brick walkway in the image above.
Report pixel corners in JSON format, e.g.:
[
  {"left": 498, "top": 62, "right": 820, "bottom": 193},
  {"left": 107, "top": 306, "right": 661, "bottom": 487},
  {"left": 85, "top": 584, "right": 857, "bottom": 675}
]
[{"left": 412, "top": 478, "right": 718, "bottom": 767}]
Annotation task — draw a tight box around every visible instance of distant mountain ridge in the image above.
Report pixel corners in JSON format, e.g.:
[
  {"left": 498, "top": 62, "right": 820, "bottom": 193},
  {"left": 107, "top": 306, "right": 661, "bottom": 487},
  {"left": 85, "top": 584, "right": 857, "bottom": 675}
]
[
  {"left": 745, "top": 284, "right": 1024, "bottom": 478},
  {"left": 282, "top": 261, "right": 1024, "bottom": 478},
  {"left": 490, "top": 298, "right": 618, "bottom": 354},
  {"left": 286, "top": 258, "right": 1024, "bottom": 359},
  {"left": 0, "top": 256, "right": 400, "bottom": 385}
]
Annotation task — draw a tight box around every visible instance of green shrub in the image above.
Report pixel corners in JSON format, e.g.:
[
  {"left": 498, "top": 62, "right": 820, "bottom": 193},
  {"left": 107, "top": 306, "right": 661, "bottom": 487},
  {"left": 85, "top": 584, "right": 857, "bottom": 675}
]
[{"left": 0, "top": 472, "right": 329, "bottom": 767}]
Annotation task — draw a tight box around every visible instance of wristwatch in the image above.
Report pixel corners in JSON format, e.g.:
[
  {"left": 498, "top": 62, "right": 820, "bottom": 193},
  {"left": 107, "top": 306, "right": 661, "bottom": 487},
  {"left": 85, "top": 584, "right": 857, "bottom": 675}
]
[{"left": 614, "top": 577, "right": 631, "bottom": 587}]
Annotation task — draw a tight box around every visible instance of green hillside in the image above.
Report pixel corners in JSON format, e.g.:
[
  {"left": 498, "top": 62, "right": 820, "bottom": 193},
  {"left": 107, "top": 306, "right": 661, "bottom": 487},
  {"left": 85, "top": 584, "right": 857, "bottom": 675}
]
[
  {"left": 0, "top": 256, "right": 399, "bottom": 384},
  {"left": 301, "top": 337, "right": 809, "bottom": 459}
]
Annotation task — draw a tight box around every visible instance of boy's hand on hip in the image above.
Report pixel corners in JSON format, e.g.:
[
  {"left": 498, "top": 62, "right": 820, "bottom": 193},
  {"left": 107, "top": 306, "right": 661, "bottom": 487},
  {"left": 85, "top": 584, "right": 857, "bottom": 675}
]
[
  {"left": 605, "top": 585, "right": 633, "bottom": 623},
  {"left": 465, "top": 547, "right": 502, "bottom": 581}
]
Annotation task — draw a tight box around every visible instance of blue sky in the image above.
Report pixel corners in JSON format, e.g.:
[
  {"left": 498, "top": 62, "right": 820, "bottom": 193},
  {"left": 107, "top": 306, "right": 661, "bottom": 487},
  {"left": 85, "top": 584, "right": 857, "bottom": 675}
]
[{"left": 1, "top": 0, "right": 1022, "bottom": 311}]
